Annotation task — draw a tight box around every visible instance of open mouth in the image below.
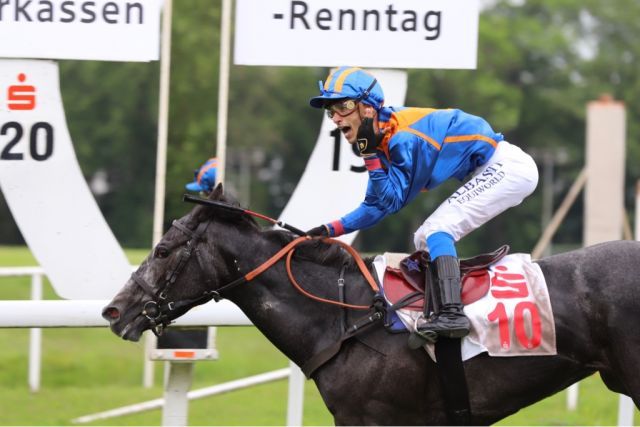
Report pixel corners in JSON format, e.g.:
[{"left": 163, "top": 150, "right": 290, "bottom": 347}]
[{"left": 340, "top": 126, "right": 353, "bottom": 140}]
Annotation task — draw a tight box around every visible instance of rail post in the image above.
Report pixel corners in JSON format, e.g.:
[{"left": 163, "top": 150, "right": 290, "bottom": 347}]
[{"left": 28, "top": 271, "right": 43, "bottom": 392}]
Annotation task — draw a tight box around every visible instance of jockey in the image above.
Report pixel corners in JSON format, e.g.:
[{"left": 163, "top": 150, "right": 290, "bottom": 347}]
[
  {"left": 306, "top": 66, "right": 539, "bottom": 344},
  {"left": 186, "top": 157, "right": 218, "bottom": 195}
]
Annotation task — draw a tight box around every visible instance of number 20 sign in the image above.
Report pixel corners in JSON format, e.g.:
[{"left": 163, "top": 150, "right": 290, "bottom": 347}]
[{"left": 1, "top": 72, "right": 55, "bottom": 161}]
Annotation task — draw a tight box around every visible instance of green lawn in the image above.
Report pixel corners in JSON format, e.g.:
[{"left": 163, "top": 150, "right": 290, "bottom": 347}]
[{"left": 0, "top": 245, "right": 637, "bottom": 425}]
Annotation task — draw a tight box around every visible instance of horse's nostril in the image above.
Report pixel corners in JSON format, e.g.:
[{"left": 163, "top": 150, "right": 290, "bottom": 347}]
[{"left": 102, "top": 306, "right": 120, "bottom": 321}]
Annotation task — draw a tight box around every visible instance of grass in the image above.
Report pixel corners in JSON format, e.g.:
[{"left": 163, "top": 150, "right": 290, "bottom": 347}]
[{"left": 0, "top": 245, "right": 638, "bottom": 425}]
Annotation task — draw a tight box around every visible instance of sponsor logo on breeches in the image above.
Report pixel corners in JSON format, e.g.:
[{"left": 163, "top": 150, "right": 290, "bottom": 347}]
[{"left": 448, "top": 162, "right": 505, "bottom": 205}]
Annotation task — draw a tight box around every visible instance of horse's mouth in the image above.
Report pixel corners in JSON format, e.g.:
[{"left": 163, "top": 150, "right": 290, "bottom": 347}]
[
  {"left": 103, "top": 299, "right": 153, "bottom": 342},
  {"left": 113, "top": 315, "right": 148, "bottom": 342}
]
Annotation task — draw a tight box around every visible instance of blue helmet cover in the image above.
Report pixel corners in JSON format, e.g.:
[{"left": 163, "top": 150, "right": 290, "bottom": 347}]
[
  {"left": 309, "top": 66, "right": 384, "bottom": 110},
  {"left": 185, "top": 158, "right": 218, "bottom": 193}
]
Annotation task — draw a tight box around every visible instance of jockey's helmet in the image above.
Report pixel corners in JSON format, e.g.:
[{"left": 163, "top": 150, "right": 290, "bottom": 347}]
[
  {"left": 186, "top": 157, "right": 217, "bottom": 193},
  {"left": 309, "top": 66, "right": 384, "bottom": 110}
]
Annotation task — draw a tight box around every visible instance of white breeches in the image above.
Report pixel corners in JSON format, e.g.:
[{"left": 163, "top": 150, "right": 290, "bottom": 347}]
[{"left": 414, "top": 141, "right": 539, "bottom": 251}]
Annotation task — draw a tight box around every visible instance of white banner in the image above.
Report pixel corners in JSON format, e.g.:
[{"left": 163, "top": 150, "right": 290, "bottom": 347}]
[
  {"left": 278, "top": 69, "right": 407, "bottom": 244},
  {"left": 235, "top": 0, "right": 479, "bottom": 69},
  {"left": 0, "top": 59, "right": 132, "bottom": 299},
  {"left": 0, "top": 0, "right": 163, "bottom": 62}
]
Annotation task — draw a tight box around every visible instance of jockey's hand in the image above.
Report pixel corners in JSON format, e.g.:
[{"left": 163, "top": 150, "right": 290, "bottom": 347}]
[
  {"left": 306, "top": 225, "right": 329, "bottom": 237},
  {"left": 356, "top": 117, "right": 381, "bottom": 158}
]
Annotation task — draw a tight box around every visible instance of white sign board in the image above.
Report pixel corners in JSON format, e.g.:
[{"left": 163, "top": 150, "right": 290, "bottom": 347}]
[
  {"left": 278, "top": 69, "right": 407, "bottom": 244},
  {"left": 0, "top": 0, "right": 163, "bottom": 62},
  {"left": 235, "top": 0, "right": 479, "bottom": 69},
  {"left": 0, "top": 60, "right": 132, "bottom": 299}
]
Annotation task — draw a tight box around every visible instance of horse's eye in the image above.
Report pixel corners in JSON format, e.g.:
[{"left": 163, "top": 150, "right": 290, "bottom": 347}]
[{"left": 155, "top": 246, "right": 170, "bottom": 259}]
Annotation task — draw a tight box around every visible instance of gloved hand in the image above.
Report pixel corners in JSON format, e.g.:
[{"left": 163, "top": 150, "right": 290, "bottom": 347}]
[
  {"left": 306, "top": 225, "right": 329, "bottom": 237},
  {"left": 356, "top": 117, "right": 381, "bottom": 157}
]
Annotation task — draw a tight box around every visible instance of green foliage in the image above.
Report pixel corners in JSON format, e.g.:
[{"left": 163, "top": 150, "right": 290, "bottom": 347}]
[
  {"left": 1, "top": 1, "right": 639, "bottom": 253},
  {"left": 59, "top": 61, "right": 159, "bottom": 247}
]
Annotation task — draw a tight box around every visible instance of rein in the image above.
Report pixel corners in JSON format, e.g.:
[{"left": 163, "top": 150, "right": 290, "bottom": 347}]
[
  {"left": 285, "top": 237, "right": 379, "bottom": 310},
  {"left": 183, "top": 195, "right": 379, "bottom": 308},
  {"left": 136, "top": 196, "right": 387, "bottom": 376},
  {"left": 212, "top": 235, "right": 379, "bottom": 310},
  {"left": 135, "top": 197, "right": 382, "bottom": 335}
]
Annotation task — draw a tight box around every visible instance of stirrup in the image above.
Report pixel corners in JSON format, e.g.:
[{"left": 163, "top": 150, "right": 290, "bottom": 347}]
[
  {"left": 408, "top": 329, "right": 438, "bottom": 349},
  {"left": 408, "top": 315, "right": 439, "bottom": 349},
  {"left": 436, "top": 327, "right": 470, "bottom": 339}
]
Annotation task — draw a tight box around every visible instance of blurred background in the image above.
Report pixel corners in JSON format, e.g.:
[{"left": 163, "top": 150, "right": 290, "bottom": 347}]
[
  {"left": 1, "top": 1, "right": 639, "bottom": 425},
  {"left": 1, "top": 0, "right": 637, "bottom": 257}
]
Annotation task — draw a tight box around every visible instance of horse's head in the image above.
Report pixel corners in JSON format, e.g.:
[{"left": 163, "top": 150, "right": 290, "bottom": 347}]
[{"left": 102, "top": 184, "right": 258, "bottom": 341}]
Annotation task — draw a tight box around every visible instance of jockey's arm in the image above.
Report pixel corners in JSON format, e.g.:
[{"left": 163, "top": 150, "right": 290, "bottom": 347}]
[
  {"left": 327, "top": 134, "right": 437, "bottom": 237},
  {"left": 367, "top": 133, "right": 437, "bottom": 210},
  {"left": 331, "top": 196, "right": 387, "bottom": 236}
]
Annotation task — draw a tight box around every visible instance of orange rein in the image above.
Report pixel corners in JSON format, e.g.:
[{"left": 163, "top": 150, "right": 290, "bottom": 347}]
[{"left": 242, "top": 235, "right": 379, "bottom": 310}]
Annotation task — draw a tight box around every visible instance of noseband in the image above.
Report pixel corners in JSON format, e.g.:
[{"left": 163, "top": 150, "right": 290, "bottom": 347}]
[{"left": 131, "top": 219, "right": 217, "bottom": 336}]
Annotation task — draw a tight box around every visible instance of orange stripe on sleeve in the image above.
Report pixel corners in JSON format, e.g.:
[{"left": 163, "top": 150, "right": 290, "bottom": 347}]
[
  {"left": 444, "top": 134, "right": 498, "bottom": 148},
  {"left": 404, "top": 128, "right": 441, "bottom": 150}
]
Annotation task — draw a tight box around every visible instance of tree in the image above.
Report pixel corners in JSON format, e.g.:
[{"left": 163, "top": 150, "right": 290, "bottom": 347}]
[{"left": 2, "top": 0, "right": 638, "bottom": 255}]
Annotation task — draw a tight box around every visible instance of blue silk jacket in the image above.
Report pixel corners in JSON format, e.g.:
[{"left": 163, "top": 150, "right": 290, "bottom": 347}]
[{"left": 329, "top": 107, "right": 503, "bottom": 236}]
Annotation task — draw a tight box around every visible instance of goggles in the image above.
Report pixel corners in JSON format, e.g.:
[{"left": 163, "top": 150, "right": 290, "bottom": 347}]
[
  {"left": 321, "top": 77, "right": 378, "bottom": 118},
  {"left": 325, "top": 99, "right": 358, "bottom": 119}
]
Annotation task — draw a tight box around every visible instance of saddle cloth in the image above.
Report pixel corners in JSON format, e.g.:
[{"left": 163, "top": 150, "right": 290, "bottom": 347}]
[{"left": 372, "top": 253, "right": 557, "bottom": 362}]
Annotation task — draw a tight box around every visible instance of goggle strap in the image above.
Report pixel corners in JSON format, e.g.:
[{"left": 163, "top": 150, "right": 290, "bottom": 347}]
[{"left": 357, "top": 79, "right": 378, "bottom": 103}]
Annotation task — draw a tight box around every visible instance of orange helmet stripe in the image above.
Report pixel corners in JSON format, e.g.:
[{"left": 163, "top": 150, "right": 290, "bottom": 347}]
[{"left": 197, "top": 158, "right": 218, "bottom": 183}]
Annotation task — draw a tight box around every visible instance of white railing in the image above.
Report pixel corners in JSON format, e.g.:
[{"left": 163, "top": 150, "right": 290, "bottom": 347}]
[
  {"left": 0, "top": 299, "right": 250, "bottom": 327},
  {"left": 0, "top": 266, "right": 253, "bottom": 390},
  {"left": 0, "top": 267, "right": 305, "bottom": 426},
  {"left": 0, "top": 266, "right": 44, "bottom": 392}
]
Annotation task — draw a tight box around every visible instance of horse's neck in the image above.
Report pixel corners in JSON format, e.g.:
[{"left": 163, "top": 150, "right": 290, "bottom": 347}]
[
  {"left": 228, "top": 274, "right": 341, "bottom": 366},
  {"left": 225, "top": 238, "right": 373, "bottom": 367}
]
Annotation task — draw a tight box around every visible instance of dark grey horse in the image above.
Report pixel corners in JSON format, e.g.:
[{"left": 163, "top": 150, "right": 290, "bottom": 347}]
[{"left": 103, "top": 186, "right": 640, "bottom": 425}]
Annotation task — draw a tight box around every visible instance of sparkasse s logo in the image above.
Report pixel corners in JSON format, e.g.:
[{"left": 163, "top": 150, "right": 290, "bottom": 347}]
[{"left": 7, "top": 73, "right": 36, "bottom": 111}]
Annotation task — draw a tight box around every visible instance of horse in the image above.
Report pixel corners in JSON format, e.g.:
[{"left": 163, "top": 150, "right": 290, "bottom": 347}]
[{"left": 102, "top": 185, "right": 640, "bottom": 425}]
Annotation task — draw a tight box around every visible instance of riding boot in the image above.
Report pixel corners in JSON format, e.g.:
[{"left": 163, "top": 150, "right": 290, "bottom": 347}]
[{"left": 415, "top": 256, "right": 470, "bottom": 340}]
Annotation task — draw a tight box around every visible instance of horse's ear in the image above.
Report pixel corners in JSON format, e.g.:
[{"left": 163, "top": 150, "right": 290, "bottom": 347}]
[{"left": 209, "top": 183, "right": 224, "bottom": 201}]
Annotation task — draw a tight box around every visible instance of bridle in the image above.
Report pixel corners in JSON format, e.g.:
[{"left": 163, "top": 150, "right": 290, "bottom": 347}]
[
  {"left": 130, "top": 195, "right": 384, "bottom": 368},
  {"left": 131, "top": 218, "right": 217, "bottom": 336}
]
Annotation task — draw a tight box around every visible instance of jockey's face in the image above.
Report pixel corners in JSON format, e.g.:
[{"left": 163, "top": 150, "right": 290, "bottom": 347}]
[{"left": 327, "top": 101, "right": 377, "bottom": 144}]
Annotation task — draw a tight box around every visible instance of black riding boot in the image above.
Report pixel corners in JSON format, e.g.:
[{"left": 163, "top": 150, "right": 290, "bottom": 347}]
[{"left": 414, "top": 256, "right": 470, "bottom": 342}]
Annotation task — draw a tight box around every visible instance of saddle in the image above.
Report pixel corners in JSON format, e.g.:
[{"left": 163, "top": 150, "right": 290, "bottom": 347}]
[{"left": 382, "top": 245, "right": 510, "bottom": 311}]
